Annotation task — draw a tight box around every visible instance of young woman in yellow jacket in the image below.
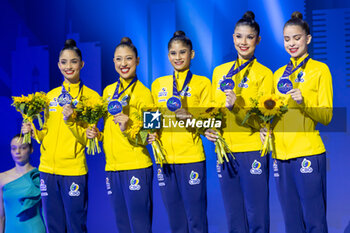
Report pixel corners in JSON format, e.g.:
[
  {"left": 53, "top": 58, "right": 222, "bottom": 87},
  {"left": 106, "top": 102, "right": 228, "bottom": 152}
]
[
  {"left": 261, "top": 11, "right": 333, "bottom": 233},
  {"left": 87, "top": 37, "right": 154, "bottom": 233},
  {"left": 205, "top": 11, "right": 273, "bottom": 233},
  {"left": 149, "top": 31, "right": 211, "bottom": 233},
  {"left": 22, "top": 39, "right": 99, "bottom": 233}
]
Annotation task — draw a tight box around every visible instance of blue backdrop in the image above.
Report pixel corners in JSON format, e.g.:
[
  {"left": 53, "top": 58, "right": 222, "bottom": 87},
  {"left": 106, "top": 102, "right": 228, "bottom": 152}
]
[{"left": 1, "top": 0, "right": 350, "bottom": 232}]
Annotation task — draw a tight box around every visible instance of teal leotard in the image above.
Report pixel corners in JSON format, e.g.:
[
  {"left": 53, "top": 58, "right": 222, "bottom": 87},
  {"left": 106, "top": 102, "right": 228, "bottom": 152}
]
[{"left": 2, "top": 168, "right": 45, "bottom": 233}]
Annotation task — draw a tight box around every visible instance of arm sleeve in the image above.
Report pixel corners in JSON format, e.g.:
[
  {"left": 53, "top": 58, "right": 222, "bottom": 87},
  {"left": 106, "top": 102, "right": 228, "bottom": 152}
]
[
  {"left": 199, "top": 77, "right": 212, "bottom": 108},
  {"left": 211, "top": 67, "right": 220, "bottom": 107},
  {"left": 151, "top": 81, "right": 159, "bottom": 105},
  {"left": 302, "top": 65, "right": 333, "bottom": 125},
  {"left": 65, "top": 91, "right": 103, "bottom": 145}
]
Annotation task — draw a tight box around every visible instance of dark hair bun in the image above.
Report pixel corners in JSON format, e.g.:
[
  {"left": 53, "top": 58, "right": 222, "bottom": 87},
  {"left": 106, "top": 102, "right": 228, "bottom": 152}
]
[
  {"left": 291, "top": 11, "right": 303, "bottom": 20},
  {"left": 64, "top": 39, "right": 77, "bottom": 48},
  {"left": 120, "top": 37, "right": 132, "bottom": 44},
  {"left": 242, "top": 11, "right": 255, "bottom": 21},
  {"left": 173, "top": 30, "right": 186, "bottom": 37}
]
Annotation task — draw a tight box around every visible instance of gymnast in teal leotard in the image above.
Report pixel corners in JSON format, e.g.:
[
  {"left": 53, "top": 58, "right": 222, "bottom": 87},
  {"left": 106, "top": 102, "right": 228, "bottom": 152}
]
[{"left": 0, "top": 135, "right": 45, "bottom": 233}]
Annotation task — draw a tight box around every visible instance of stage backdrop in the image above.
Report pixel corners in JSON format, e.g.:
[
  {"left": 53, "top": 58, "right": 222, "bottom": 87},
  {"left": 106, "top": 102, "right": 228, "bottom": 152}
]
[{"left": 1, "top": 0, "right": 350, "bottom": 232}]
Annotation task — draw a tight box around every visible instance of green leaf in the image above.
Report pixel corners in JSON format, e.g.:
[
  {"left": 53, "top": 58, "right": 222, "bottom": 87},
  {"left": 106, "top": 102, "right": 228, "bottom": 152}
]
[
  {"left": 140, "top": 130, "right": 148, "bottom": 144},
  {"left": 135, "top": 134, "right": 139, "bottom": 145},
  {"left": 37, "top": 113, "right": 43, "bottom": 128},
  {"left": 241, "top": 112, "right": 251, "bottom": 125},
  {"left": 19, "top": 103, "right": 26, "bottom": 113}
]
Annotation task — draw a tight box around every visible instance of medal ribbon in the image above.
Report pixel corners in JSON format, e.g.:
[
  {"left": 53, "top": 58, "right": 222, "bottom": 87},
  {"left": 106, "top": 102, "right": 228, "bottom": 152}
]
[
  {"left": 172, "top": 70, "right": 193, "bottom": 97},
  {"left": 281, "top": 55, "right": 310, "bottom": 79},
  {"left": 61, "top": 81, "right": 84, "bottom": 100},
  {"left": 112, "top": 77, "right": 138, "bottom": 100},
  {"left": 226, "top": 56, "right": 255, "bottom": 78}
]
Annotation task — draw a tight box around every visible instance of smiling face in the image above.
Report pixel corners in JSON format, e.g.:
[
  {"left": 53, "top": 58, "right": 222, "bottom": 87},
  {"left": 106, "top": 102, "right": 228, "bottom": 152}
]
[
  {"left": 58, "top": 49, "right": 84, "bottom": 84},
  {"left": 283, "top": 25, "right": 311, "bottom": 58},
  {"left": 10, "top": 137, "right": 32, "bottom": 166},
  {"left": 114, "top": 46, "right": 139, "bottom": 80},
  {"left": 233, "top": 25, "right": 261, "bottom": 60},
  {"left": 168, "top": 41, "right": 194, "bottom": 72}
]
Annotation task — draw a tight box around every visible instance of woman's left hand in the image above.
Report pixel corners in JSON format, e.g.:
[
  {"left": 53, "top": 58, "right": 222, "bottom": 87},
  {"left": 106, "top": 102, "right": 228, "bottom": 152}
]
[
  {"left": 113, "top": 113, "right": 129, "bottom": 132},
  {"left": 287, "top": 88, "right": 303, "bottom": 104}
]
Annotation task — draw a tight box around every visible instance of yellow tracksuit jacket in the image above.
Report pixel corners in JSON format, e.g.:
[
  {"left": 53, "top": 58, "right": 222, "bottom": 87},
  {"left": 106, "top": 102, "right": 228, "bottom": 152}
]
[
  {"left": 212, "top": 58, "right": 273, "bottom": 152},
  {"left": 37, "top": 81, "right": 100, "bottom": 176},
  {"left": 272, "top": 55, "right": 333, "bottom": 160},
  {"left": 102, "top": 78, "right": 153, "bottom": 171},
  {"left": 151, "top": 69, "right": 211, "bottom": 164}
]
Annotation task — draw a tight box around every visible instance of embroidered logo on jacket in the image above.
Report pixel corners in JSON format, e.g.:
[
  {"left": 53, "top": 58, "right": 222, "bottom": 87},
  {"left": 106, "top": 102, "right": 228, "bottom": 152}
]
[
  {"left": 180, "top": 86, "right": 191, "bottom": 97},
  {"left": 120, "top": 95, "right": 129, "bottom": 106},
  {"left": 295, "top": 71, "right": 305, "bottom": 83},
  {"left": 49, "top": 98, "right": 58, "bottom": 107},
  {"left": 49, "top": 98, "right": 58, "bottom": 112},
  {"left": 158, "top": 87, "right": 168, "bottom": 97},
  {"left": 238, "top": 76, "right": 249, "bottom": 88}
]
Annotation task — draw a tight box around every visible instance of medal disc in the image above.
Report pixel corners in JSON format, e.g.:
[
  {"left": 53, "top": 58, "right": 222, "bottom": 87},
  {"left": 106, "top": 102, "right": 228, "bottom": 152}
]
[
  {"left": 220, "top": 79, "right": 235, "bottom": 92},
  {"left": 277, "top": 79, "right": 293, "bottom": 94},
  {"left": 57, "top": 93, "right": 72, "bottom": 107},
  {"left": 108, "top": 100, "right": 123, "bottom": 115},
  {"left": 166, "top": 97, "right": 182, "bottom": 112}
]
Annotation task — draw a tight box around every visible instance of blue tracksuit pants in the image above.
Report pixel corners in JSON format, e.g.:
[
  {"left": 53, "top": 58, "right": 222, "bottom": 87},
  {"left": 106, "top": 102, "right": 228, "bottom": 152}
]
[
  {"left": 156, "top": 161, "right": 208, "bottom": 233},
  {"left": 40, "top": 172, "right": 88, "bottom": 233},
  {"left": 217, "top": 151, "right": 270, "bottom": 233},
  {"left": 106, "top": 166, "right": 153, "bottom": 233},
  {"left": 274, "top": 153, "right": 328, "bottom": 233}
]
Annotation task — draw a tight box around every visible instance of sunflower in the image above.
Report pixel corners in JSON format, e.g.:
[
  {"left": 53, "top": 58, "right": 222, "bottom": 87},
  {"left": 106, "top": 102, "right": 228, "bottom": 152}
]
[
  {"left": 258, "top": 94, "right": 282, "bottom": 116},
  {"left": 125, "top": 118, "right": 143, "bottom": 139}
]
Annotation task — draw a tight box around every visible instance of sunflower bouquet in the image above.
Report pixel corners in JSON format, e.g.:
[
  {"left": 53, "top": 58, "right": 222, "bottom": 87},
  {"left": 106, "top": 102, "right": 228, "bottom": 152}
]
[
  {"left": 12, "top": 92, "right": 49, "bottom": 144},
  {"left": 192, "top": 107, "right": 232, "bottom": 164},
  {"left": 123, "top": 110, "right": 167, "bottom": 166},
  {"left": 74, "top": 96, "right": 108, "bottom": 155},
  {"left": 242, "top": 94, "right": 288, "bottom": 156}
]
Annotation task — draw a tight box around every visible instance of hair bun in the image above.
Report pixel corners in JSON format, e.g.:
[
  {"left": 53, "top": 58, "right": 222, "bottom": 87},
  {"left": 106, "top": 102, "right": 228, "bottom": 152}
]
[
  {"left": 120, "top": 37, "right": 132, "bottom": 44},
  {"left": 291, "top": 11, "right": 303, "bottom": 20},
  {"left": 173, "top": 30, "right": 186, "bottom": 37},
  {"left": 242, "top": 11, "right": 255, "bottom": 21},
  {"left": 64, "top": 39, "right": 77, "bottom": 48}
]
